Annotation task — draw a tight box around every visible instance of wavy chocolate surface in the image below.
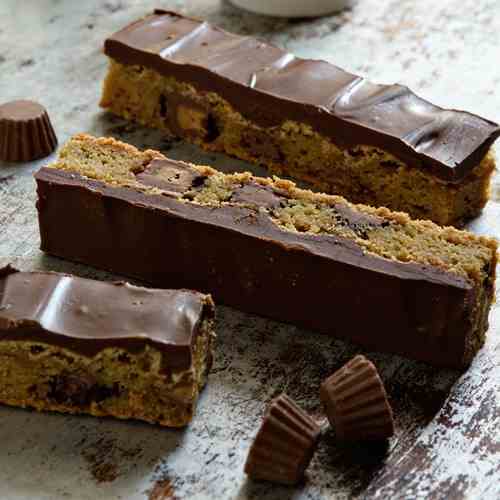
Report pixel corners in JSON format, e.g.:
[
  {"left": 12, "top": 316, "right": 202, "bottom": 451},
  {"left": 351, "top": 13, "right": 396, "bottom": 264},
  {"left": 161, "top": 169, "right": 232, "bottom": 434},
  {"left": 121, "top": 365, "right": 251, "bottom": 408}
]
[
  {"left": 104, "top": 10, "right": 500, "bottom": 183},
  {"left": 0, "top": 266, "right": 212, "bottom": 368}
]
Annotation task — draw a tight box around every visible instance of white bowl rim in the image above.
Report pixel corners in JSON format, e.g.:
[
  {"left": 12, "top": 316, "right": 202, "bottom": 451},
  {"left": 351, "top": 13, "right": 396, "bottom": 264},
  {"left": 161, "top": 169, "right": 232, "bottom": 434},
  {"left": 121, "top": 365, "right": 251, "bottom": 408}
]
[{"left": 228, "top": 0, "right": 354, "bottom": 18}]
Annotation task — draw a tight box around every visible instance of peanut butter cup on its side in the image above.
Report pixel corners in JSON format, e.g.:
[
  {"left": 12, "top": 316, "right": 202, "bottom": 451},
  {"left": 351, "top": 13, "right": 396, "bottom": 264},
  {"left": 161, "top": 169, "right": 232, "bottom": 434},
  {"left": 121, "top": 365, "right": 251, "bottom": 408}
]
[
  {"left": 320, "top": 355, "right": 394, "bottom": 441},
  {"left": 244, "top": 394, "right": 321, "bottom": 485}
]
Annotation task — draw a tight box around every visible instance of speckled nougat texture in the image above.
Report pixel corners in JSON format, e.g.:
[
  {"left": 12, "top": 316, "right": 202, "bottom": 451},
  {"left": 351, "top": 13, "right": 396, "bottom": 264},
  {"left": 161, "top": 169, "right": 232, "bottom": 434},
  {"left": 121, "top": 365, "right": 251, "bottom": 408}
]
[{"left": 100, "top": 60, "right": 496, "bottom": 226}]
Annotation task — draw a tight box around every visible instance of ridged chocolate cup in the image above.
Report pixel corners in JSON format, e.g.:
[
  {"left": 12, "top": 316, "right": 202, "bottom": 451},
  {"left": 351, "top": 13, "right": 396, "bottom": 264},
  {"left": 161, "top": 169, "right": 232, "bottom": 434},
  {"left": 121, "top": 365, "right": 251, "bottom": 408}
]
[
  {"left": 244, "top": 393, "right": 321, "bottom": 485},
  {"left": 0, "top": 100, "right": 57, "bottom": 162},
  {"left": 320, "top": 355, "right": 394, "bottom": 441}
]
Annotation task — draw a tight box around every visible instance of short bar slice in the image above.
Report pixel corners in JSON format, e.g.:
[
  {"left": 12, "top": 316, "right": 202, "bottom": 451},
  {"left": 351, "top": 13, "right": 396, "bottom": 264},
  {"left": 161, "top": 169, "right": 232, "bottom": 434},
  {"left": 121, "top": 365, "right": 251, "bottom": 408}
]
[
  {"left": 35, "top": 134, "right": 498, "bottom": 368},
  {"left": 100, "top": 10, "right": 500, "bottom": 226},
  {"left": 0, "top": 265, "right": 215, "bottom": 426}
]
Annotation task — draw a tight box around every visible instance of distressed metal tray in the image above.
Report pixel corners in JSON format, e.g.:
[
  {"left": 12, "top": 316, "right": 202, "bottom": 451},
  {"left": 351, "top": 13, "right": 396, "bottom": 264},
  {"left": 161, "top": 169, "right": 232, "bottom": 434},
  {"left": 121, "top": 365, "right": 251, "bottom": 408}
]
[{"left": 0, "top": 0, "right": 499, "bottom": 498}]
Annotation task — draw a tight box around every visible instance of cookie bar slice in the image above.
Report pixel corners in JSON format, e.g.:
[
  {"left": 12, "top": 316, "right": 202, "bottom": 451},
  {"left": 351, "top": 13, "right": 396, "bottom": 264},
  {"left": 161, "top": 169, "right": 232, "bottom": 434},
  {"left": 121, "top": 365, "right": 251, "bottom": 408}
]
[
  {"left": 0, "top": 266, "right": 215, "bottom": 426},
  {"left": 35, "top": 134, "right": 497, "bottom": 368},
  {"left": 100, "top": 10, "right": 500, "bottom": 226}
]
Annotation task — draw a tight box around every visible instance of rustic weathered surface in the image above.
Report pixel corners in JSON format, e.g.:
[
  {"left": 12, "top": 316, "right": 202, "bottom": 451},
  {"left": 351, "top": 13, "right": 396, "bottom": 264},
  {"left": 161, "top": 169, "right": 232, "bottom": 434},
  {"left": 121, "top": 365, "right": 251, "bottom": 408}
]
[{"left": 0, "top": 1, "right": 499, "bottom": 499}]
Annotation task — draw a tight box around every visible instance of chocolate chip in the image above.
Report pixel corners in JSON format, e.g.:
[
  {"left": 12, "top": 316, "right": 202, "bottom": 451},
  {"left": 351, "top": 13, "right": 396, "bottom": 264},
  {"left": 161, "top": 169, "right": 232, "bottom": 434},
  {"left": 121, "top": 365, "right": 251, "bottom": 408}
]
[
  {"left": 191, "top": 174, "right": 207, "bottom": 188},
  {"left": 159, "top": 94, "right": 168, "bottom": 118},
  {"left": 347, "top": 148, "right": 362, "bottom": 157},
  {"left": 205, "top": 113, "right": 220, "bottom": 142},
  {"left": 30, "top": 345, "right": 46, "bottom": 355},
  {"left": 90, "top": 382, "right": 120, "bottom": 403},
  {"left": 117, "top": 352, "right": 131, "bottom": 363},
  {"left": 48, "top": 373, "right": 96, "bottom": 406},
  {"left": 380, "top": 160, "right": 399, "bottom": 168},
  {"left": 354, "top": 226, "right": 369, "bottom": 239},
  {"left": 47, "top": 373, "right": 119, "bottom": 406}
]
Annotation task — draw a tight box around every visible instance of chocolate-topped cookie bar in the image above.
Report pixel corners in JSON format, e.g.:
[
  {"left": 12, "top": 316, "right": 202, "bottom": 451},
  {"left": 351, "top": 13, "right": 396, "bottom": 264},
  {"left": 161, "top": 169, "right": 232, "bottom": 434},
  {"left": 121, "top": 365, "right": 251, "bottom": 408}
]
[
  {"left": 35, "top": 135, "right": 497, "bottom": 368},
  {"left": 100, "top": 10, "right": 500, "bottom": 226},
  {"left": 0, "top": 266, "right": 215, "bottom": 426}
]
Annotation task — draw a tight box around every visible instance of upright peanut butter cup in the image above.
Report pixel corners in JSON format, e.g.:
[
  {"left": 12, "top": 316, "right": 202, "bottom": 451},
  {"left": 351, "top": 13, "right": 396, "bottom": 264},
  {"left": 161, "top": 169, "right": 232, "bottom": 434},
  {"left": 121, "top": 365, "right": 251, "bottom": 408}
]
[
  {"left": 0, "top": 100, "right": 57, "bottom": 162},
  {"left": 244, "top": 393, "right": 321, "bottom": 485},
  {"left": 320, "top": 355, "right": 394, "bottom": 441}
]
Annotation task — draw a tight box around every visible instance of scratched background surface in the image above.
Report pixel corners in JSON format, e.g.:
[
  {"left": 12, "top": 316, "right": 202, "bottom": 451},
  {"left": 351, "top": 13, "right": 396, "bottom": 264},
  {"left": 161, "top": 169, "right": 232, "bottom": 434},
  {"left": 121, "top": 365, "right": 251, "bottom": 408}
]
[{"left": 0, "top": 1, "right": 499, "bottom": 499}]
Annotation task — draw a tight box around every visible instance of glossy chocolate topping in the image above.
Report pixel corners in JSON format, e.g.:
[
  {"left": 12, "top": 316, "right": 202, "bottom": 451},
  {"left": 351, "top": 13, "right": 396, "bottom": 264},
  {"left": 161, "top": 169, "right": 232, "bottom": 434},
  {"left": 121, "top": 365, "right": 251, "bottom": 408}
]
[
  {"left": 0, "top": 266, "right": 212, "bottom": 368},
  {"left": 104, "top": 10, "right": 500, "bottom": 183}
]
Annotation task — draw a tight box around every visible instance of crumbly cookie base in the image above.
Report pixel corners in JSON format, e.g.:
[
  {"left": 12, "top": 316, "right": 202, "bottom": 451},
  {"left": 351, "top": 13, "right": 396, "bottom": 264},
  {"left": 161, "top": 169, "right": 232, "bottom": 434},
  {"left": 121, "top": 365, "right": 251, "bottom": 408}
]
[
  {"left": 0, "top": 321, "right": 214, "bottom": 427},
  {"left": 100, "top": 60, "right": 495, "bottom": 226}
]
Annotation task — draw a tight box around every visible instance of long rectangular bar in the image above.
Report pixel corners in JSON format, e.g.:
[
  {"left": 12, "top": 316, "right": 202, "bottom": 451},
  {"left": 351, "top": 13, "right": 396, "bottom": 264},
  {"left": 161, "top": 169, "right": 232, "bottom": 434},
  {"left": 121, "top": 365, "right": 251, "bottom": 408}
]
[
  {"left": 35, "top": 134, "right": 498, "bottom": 368},
  {"left": 100, "top": 10, "right": 500, "bottom": 225}
]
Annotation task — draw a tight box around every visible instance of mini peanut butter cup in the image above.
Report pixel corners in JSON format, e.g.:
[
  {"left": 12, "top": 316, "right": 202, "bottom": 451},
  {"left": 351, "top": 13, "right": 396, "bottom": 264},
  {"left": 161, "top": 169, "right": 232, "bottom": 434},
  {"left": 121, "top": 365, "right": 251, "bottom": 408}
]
[
  {"left": 0, "top": 100, "right": 57, "bottom": 162},
  {"left": 320, "top": 355, "right": 394, "bottom": 441},
  {"left": 244, "top": 393, "right": 321, "bottom": 485}
]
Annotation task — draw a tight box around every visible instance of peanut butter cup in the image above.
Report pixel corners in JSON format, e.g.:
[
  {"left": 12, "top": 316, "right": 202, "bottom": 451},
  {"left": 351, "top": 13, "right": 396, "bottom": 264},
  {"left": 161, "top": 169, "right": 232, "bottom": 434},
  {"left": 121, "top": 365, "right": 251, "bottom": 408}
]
[
  {"left": 244, "top": 393, "right": 321, "bottom": 485},
  {"left": 0, "top": 100, "right": 57, "bottom": 162},
  {"left": 320, "top": 355, "right": 394, "bottom": 441}
]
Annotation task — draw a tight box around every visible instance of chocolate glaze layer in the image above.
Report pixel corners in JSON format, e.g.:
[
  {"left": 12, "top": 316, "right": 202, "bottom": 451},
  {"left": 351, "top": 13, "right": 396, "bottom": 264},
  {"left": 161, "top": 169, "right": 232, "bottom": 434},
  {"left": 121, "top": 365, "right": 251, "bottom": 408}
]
[
  {"left": 35, "top": 162, "right": 489, "bottom": 368},
  {"left": 104, "top": 10, "right": 500, "bottom": 183},
  {"left": 0, "top": 266, "right": 213, "bottom": 369}
]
